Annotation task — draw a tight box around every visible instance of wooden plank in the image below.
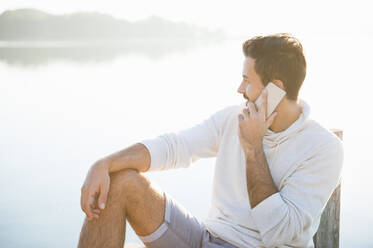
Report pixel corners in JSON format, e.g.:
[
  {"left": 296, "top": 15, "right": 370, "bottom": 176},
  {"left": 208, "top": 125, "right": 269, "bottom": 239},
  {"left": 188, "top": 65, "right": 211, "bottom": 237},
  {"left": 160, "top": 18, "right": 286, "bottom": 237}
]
[{"left": 313, "top": 129, "right": 343, "bottom": 248}]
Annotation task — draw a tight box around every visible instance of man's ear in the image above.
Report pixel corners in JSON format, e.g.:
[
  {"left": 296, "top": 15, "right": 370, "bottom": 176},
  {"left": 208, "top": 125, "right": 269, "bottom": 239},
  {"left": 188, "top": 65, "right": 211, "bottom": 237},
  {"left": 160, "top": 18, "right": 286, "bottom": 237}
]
[{"left": 271, "top": 79, "right": 285, "bottom": 90}]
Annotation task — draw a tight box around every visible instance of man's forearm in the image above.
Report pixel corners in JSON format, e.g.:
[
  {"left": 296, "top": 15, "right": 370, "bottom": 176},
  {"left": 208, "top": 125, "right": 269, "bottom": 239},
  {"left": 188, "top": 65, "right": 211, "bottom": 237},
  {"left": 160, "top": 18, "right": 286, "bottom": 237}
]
[
  {"left": 100, "top": 143, "right": 151, "bottom": 173},
  {"left": 245, "top": 146, "right": 278, "bottom": 209}
]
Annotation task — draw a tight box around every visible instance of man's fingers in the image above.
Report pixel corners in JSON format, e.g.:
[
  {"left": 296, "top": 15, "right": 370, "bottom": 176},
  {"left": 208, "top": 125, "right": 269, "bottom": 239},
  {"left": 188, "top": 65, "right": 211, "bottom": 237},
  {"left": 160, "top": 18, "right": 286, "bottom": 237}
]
[
  {"left": 247, "top": 102, "right": 256, "bottom": 117},
  {"left": 260, "top": 89, "right": 268, "bottom": 117},
  {"left": 98, "top": 183, "right": 109, "bottom": 210},
  {"left": 84, "top": 193, "right": 97, "bottom": 220},
  {"left": 89, "top": 193, "right": 96, "bottom": 206},
  {"left": 80, "top": 187, "right": 86, "bottom": 212},
  {"left": 80, "top": 186, "right": 92, "bottom": 219},
  {"left": 243, "top": 108, "right": 250, "bottom": 118},
  {"left": 238, "top": 114, "right": 244, "bottom": 122}
]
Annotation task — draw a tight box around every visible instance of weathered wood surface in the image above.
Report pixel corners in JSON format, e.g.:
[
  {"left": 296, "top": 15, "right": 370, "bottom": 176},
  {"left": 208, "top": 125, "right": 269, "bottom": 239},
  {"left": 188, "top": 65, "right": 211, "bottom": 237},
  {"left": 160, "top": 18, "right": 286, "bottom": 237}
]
[{"left": 313, "top": 129, "right": 343, "bottom": 248}]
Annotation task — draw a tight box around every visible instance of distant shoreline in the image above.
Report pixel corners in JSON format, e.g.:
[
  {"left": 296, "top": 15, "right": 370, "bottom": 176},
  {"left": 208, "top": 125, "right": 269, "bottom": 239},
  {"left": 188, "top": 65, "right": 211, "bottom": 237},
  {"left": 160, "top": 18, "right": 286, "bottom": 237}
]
[
  {"left": 0, "top": 36, "right": 227, "bottom": 48},
  {"left": 0, "top": 8, "right": 225, "bottom": 42}
]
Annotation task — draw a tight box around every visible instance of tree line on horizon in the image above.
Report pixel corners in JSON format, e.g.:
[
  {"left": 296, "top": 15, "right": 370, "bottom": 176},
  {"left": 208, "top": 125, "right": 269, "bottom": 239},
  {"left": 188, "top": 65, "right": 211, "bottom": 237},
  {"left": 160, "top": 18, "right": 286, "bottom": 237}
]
[{"left": 0, "top": 9, "right": 225, "bottom": 41}]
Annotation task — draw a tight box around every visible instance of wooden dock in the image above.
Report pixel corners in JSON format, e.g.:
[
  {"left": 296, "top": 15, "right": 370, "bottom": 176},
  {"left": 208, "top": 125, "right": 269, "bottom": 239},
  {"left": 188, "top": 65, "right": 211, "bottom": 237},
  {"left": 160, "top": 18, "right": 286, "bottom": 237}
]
[{"left": 313, "top": 129, "right": 343, "bottom": 248}]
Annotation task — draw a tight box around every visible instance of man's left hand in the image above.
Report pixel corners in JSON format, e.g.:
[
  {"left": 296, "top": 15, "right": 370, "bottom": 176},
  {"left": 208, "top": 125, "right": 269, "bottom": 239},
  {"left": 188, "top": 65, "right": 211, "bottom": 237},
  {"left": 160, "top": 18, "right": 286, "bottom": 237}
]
[{"left": 238, "top": 89, "right": 278, "bottom": 155}]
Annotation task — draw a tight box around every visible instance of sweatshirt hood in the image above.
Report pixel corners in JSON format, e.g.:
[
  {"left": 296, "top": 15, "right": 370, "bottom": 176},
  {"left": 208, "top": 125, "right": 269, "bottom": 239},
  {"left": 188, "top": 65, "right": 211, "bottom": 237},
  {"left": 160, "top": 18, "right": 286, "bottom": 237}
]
[{"left": 263, "top": 98, "right": 311, "bottom": 149}]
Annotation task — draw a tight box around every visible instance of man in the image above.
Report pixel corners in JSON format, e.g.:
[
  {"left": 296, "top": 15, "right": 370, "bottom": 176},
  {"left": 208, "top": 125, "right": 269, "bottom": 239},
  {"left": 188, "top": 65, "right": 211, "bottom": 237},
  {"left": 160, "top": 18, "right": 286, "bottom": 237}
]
[{"left": 78, "top": 33, "right": 344, "bottom": 248}]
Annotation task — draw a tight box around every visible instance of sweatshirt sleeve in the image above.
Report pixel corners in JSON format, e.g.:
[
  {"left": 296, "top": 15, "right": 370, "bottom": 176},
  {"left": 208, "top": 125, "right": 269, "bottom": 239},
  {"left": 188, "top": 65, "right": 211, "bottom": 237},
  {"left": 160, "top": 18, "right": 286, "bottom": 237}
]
[
  {"left": 139, "top": 106, "right": 234, "bottom": 171},
  {"left": 250, "top": 138, "right": 344, "bottom": 248}
]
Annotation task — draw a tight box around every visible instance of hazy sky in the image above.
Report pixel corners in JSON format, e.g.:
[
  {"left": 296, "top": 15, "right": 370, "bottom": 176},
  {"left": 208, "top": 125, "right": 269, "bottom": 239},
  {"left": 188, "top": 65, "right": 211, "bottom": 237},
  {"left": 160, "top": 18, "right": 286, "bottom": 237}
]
[{"left": 0, "top": 0, "right": 371, "bottom": 36}]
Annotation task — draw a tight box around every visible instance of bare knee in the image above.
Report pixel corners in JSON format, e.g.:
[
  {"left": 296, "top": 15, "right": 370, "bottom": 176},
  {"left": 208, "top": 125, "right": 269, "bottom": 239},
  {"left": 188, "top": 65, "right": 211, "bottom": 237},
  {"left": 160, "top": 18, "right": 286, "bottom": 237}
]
[
  {"left": 108, "top": 169, "right": 150, "bottom": 201},
  {"left": 110, "top": 170, "right": 165, "bottom": 236},
  {"left": 110, "top": 168, "right": 138, "bottom": 186}
]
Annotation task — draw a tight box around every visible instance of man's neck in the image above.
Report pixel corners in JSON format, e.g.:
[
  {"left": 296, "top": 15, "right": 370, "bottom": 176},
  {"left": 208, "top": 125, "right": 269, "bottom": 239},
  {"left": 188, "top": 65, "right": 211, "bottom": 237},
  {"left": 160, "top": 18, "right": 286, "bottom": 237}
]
[{"left": 269, "top": 98, "right": 303, "bottom": 133}]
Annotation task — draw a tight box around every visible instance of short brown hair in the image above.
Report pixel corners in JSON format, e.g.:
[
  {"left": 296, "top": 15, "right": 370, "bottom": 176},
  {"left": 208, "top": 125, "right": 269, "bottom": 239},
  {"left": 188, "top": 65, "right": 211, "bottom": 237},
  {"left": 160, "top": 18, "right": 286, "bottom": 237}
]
[{"left": 242, "top": 33, "right": 306, "bottom": 101}]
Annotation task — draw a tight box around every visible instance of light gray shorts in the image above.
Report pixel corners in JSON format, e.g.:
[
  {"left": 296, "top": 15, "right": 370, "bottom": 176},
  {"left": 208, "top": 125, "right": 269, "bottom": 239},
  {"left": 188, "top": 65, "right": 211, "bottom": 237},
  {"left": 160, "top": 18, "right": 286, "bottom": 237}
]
[{"left": 137, "top": 191, "right": 238, "bottom": 248}]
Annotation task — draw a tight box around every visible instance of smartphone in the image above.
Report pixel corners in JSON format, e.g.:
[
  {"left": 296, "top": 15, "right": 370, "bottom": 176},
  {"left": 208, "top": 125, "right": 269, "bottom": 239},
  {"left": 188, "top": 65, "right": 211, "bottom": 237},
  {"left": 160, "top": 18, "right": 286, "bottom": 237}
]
[{"left": 251, "top": 82, "right": 286, "bottom": 118}]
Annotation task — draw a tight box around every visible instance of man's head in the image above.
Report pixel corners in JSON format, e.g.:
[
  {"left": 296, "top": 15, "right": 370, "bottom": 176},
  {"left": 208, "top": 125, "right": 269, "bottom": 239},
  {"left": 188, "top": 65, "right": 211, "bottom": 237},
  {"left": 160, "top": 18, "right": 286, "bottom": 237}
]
[{"left": 237, "top": 33, "right": 306, "bottom": 103}]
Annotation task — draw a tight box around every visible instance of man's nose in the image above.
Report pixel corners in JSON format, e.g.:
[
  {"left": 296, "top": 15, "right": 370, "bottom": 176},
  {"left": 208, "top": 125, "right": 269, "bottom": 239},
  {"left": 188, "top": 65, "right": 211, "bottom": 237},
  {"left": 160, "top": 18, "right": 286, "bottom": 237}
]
[{"left": 237, "top": 81, "right": 246, "bottom": 94}]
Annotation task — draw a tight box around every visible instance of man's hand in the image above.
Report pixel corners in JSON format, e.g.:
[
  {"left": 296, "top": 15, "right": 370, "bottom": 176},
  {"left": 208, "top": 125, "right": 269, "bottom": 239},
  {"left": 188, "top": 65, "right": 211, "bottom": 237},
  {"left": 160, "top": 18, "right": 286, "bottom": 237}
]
[
  {"left": 239, "top": 88, "right": 279, "bottom": 208},
  {"left": 80, "top": 160, "right": 111, "bottom": 221},
  {"left": 238, "top": 89, "right": 278, "bottom": 155}
]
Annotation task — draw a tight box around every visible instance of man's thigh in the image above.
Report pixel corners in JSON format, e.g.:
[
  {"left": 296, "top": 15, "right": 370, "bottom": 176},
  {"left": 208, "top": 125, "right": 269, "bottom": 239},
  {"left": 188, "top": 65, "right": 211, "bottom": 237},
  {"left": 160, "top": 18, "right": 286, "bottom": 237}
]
[
  {"left": 113, "top": 169, "right": 166, "bottom": 237},
  {"left": 118, "top": 170, "right": 237, "bottom": 248}
]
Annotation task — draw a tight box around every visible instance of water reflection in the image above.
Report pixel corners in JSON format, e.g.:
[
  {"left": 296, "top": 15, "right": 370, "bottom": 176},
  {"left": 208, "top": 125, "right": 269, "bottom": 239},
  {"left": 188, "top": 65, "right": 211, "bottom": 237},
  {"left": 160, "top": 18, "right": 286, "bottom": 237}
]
[{"left": 0, "top": 38, "right": 226, "bottom": 66}]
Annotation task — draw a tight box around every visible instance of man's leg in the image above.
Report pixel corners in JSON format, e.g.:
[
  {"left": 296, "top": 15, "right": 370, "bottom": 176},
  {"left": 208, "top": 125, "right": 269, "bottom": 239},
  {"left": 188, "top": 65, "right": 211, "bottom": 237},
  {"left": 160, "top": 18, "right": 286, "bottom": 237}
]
[{"left": 77, "top": 168, "right": 166, "bottom": 248}]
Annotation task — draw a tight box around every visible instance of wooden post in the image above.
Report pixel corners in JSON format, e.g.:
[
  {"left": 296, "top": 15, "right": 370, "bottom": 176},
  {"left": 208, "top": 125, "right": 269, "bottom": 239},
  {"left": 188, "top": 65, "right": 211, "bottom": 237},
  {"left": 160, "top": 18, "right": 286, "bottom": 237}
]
[{"left": 313, "top": 129, "right": 343, "bottom": 248}]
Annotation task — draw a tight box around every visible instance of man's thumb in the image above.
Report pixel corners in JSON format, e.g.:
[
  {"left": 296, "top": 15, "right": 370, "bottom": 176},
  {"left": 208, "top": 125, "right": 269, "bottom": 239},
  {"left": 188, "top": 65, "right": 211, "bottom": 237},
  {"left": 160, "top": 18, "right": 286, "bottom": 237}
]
[{"left": 98, "top": 184, "right": 109, "bottom": 210}]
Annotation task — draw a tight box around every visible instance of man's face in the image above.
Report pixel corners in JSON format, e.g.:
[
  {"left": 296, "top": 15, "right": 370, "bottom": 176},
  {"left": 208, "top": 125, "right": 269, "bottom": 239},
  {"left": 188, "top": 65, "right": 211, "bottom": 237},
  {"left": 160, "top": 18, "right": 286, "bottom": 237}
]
[{"left": 237, "top": 57, "right": 265, "bottom": 103}]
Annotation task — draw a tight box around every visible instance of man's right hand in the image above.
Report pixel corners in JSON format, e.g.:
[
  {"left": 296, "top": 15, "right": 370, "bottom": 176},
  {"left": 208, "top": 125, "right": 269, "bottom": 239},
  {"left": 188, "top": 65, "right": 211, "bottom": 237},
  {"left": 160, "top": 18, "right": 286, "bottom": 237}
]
[{"left": 80, "top": 160, "right": 111, "bottom": 221}]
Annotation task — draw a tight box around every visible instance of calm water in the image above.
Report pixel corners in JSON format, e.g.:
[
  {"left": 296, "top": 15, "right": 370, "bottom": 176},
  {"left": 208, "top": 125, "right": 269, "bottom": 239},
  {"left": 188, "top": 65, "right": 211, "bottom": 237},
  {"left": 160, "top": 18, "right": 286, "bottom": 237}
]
[{"left": 1, "top": 34, "right": 372, "bottom": 247}]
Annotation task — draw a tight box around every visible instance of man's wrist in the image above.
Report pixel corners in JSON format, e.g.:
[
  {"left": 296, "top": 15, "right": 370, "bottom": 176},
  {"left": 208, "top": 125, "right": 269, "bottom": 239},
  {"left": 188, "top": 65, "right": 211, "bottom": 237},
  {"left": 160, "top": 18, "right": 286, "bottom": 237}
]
[
  {"left": 94, "top": 158, "right": 112, "bottom": 172},
  {"left": 244, "top": 145, "right": 263, "bottom": 161}
]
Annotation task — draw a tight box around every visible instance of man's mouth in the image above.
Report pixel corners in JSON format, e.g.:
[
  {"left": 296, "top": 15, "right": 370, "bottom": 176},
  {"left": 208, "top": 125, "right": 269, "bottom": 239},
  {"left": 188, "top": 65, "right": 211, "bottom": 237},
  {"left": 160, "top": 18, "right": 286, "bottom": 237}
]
[{"left": 243, "top": 95, "right": 250, "bottom": 106}]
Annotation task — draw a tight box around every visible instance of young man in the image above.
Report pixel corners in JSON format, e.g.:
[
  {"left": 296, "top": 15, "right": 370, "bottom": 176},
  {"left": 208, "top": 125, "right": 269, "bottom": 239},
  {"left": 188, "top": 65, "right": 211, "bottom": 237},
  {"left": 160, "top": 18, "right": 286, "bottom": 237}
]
[{"left": 78, "top": 33, "right": 344, "bottom": 248}]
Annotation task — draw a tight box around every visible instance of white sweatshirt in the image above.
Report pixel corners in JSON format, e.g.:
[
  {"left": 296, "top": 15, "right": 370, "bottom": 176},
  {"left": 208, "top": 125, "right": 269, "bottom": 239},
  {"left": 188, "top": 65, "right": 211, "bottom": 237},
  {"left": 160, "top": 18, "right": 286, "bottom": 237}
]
[{"left": 140, "top": 98, "right": 344, "bottom": 248}]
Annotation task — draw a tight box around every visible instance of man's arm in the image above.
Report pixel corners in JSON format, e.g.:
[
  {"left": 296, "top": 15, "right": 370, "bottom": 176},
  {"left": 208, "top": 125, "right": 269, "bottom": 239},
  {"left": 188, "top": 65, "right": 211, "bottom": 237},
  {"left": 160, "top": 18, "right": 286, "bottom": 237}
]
[
  {"left": 101, "top": 142, "right": 151, "bottom": 173},
  {"left": 80, "top": 143, "right": 151, "bottom": 220},
  {"left": 238, "top": 91, "right": 344, "bottom": 247},
  {"left": 139, "top": 105, "right": 234, "bottom": 172},
  {"left": 81, "top": 105, "right": 231, "bottom": 220},
  {"left": 244, "top": 141, "right": 344, "bottom": 247},
  {"left": 245, "top": 146, "right": 278, "bottom": 209}
]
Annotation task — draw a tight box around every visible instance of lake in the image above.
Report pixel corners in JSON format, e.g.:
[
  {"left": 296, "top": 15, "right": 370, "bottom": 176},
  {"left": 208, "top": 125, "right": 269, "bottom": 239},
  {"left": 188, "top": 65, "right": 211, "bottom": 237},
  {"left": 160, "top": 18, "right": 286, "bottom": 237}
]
[{"left": 1, "top": 34, "right": 372, "bottom": 247}]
